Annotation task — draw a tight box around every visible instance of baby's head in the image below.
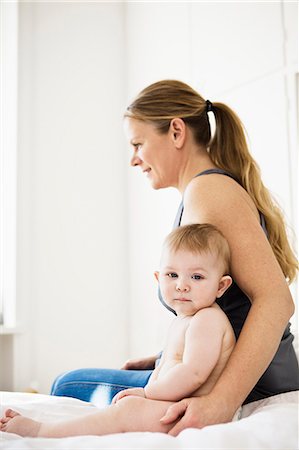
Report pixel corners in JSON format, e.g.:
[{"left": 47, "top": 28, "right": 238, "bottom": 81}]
[
  {"left": 163, "top": 223, "right": 230, "bottom": 274},
  {"left": 156, "top": 224, "right": 232, "bottom": 316}
]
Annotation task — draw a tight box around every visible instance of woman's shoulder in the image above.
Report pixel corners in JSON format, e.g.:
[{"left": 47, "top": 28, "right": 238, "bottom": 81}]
[
  {"left": 183, "top": 171, "right": 259, "bottom": 225},
  {"left": 185, "top": 171, "right": 245, "bottom": 201}
]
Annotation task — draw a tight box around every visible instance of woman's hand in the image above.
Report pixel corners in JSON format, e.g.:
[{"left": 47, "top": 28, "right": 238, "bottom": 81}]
[
  {"left": 112, "top": 387, "right": 145, "bottom": 404},
  {"left": 121, "top": 354, "right": 158, "bottom": 370},
  {"left": 160, "top": 394, "right": 236, "bottom": 436}
]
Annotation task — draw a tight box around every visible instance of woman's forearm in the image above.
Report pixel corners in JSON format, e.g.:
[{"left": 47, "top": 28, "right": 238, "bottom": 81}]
[{"left": 211, "top": 295, "right": 293, "bottom": 413}]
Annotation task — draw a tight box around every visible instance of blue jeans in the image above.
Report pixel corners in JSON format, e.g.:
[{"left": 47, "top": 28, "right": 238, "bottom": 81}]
[{"left": 50, "top": 368, "right": 153, "bottom": 407}]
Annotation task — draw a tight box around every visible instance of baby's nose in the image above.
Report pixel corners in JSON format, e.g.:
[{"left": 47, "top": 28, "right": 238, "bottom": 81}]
[{"left": 175, "top": 282, "right": 190, "bottom": 292}]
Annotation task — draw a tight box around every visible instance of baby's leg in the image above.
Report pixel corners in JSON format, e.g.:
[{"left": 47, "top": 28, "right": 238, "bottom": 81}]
[
  {"left": 109, "top": 396, "right": 176, "bottom": 433},
  {"left": 0, "top": 409, "right": 41, "bottom": 437},
  {"left": 1, "top": 397, "right": 176, "bottom": 437}
]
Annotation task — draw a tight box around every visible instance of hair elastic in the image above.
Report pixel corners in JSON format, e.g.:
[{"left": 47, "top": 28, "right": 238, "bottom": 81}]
[{"left": 206, "top": 100, "right": 213, "bottom": 113}]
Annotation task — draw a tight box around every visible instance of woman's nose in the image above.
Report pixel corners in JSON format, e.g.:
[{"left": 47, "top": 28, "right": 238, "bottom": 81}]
[{"left": 130, "top": 154, "right": 142, "bottom": 167}]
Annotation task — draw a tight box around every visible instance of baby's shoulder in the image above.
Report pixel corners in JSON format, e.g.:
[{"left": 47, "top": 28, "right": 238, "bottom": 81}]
[
  {"left": 190, "top": 307, "right": 235, "bottom": 345},
  {"left": 191, "top": 306, "right": 228, "bottom": 330},
  {"left": 194, "top": 304, "right": 226, "bottom": 319}
]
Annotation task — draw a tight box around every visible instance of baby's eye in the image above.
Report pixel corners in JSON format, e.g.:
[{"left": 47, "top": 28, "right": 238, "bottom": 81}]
[
  {"left": 192, "top": 274, "right": 202, "bottom": 280},
  {"left": 167, "top": 272, "right": 178, "bottom": 278}
]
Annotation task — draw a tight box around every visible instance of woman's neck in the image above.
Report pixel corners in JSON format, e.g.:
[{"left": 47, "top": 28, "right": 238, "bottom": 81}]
[{"left": 176, "top": 149, "right": 218, "bottom": 194}]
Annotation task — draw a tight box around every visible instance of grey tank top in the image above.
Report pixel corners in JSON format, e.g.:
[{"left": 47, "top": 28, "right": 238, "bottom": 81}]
[{"left": 159, "top": 168, "right": 299, "bottom": 404}]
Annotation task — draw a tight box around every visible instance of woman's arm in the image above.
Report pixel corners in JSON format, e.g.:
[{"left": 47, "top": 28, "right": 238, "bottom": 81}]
[
  {"left": 162, "top": 175, "right": 294, "bottom": 434},
  {"left": 121, "top": 354, "right": 159, "bottom": 370}
]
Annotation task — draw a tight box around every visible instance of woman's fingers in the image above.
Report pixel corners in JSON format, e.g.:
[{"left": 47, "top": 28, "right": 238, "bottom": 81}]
[
  {"left": 121, "top": 355, "right": 157, "bottom": 370},
  {"left": 165, "top": 395, "right": 232, "bottom": 436},
  {"left": 160, "top": 400, "right": 188, "bottom": 424},
  {"left": 121, "top": 359, "right": 140, "bottom": 370},
  {"left": 167, "top": 415, "right": 190, "bottom": 437},
  {"left": 120, "top": 360, "right": 131, "bottom": 370},
  {"left": 125, "top": 359, "right": 147, "bottom": 370}
]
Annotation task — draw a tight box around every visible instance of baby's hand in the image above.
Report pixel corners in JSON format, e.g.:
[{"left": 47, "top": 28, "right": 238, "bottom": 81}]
[{"left": 112, "top": 387, "right": 145, "bottom": 404}]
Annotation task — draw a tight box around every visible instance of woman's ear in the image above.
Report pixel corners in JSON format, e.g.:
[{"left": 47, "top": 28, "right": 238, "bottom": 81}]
[
  {"left": 154, "top": 271, "right": 160, "bottom": 282},
  {"left": 169, "top": 118, "right": 186, "bottom": 149},
  {"left": 216, "top": 275, "right": 232, "bottom": 298}
]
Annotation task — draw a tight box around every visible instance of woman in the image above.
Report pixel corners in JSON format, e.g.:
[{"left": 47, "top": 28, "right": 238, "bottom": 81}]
[{"left": 51, "top": 80, "right": 298, "bottom": 435}]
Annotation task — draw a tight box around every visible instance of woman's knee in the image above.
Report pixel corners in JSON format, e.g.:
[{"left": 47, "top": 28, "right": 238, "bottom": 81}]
[
  {"left": 51, "top": 368, "right": 152, "bottom": 401},
  {"left": 51, "top": 369, "right": 80, "bottom": 392},
  {"left": 50, "top": 371, "right": 68, "bottom": 395},
  {"left": 50, "top": 368, "right": 135, "bottom": 404},
  {"left": 51, "top": 369, "right": 93, "bottom": 399}
]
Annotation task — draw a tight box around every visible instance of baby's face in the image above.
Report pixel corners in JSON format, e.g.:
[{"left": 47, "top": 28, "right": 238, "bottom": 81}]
[{"left": 157, "top": 248, "right": 227, "bottom": 317}]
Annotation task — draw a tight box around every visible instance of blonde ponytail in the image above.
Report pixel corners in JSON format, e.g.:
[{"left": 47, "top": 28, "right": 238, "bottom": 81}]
[{"left": 209, "top": 102, "right": 298, "bottom": 283}]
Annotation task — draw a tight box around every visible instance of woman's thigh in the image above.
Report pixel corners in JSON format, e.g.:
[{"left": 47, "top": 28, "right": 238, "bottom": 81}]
[{"left": 50, "top": 368, "right": 153, "bottom": 406}]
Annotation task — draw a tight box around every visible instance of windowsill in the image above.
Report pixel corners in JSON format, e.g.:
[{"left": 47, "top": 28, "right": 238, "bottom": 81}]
[{"left": 0, "top": 325, "right": 22, "bottom": 335}]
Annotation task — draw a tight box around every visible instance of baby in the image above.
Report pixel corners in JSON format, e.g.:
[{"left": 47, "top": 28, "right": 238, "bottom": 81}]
[{"left": 0, "top": 223, "right": 236, "bottom": 437}]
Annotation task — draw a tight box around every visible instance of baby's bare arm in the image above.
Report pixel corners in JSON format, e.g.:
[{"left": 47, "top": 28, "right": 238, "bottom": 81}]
[{"left": 145, "top": 309, "right": 227, "bottom": 401}]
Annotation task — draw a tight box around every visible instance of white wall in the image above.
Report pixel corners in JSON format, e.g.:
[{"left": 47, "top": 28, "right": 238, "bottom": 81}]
[
  {"left": 13, "top": 1, "right": 129, "bottom": 393},
  {"left": 4, "top": 1, "right": 297, "bottom": 393},
  {"left": 125, "top": 1, "right": 298, "bottom": 358}
]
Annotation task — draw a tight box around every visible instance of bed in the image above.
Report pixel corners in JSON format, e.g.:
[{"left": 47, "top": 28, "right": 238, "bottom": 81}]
[
  {"left": 1, "top": 333, "right": 299, "bottom": 449},
  {"left": 0, "top": 389, "right": 298, "bottom": 449}
]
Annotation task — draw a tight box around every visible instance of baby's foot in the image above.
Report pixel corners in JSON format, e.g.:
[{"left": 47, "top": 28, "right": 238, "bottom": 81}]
[
  {"left": 0, "top": 409, "right": 41, "bottom": 437},
  {"left": 0, "top": 408, "right": 20, "bottom": 426}
]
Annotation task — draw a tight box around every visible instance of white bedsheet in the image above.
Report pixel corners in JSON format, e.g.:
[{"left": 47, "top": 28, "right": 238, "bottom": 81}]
[{"left": 0, "top": 390, "right": 298, "bottom": 449}]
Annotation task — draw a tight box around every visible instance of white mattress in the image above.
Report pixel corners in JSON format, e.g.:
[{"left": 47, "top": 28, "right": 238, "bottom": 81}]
[{"left": 0, "top": 390, "right": 298, "bottom": 449}]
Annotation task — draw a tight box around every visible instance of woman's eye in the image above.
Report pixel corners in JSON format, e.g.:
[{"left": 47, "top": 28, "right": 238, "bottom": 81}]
[
  {"left": 167, "top": 272, "right": 178, "bottom": 278},
  {"left": 192, "top": 274, "right": 202, "bottom": 280}
]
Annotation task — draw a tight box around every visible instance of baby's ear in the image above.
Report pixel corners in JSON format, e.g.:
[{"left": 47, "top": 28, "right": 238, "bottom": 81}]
[
  {"left": 216, "top": 275, "right": 232, "bottom": 298},
  {"left": 154, "top": 271, "right": 160, "bottom": 282}
]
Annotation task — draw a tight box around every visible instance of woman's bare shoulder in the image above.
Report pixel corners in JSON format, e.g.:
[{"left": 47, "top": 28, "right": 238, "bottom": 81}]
[{"left": 182, "top": 172, "right": 259, "bottom": 226}]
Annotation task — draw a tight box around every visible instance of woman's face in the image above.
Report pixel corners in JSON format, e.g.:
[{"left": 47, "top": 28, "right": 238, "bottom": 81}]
[{"left": 124, "top": 117, "right": 179, "bottom": 190}]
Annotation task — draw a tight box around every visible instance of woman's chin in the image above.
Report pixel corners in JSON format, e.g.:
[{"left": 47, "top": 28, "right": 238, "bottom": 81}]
[
  {"left": 149, "top": 179, "right": 162, "bottom": 190},
  {"left": 149, "top": 177, "right": 169, "bottom": 190}
]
